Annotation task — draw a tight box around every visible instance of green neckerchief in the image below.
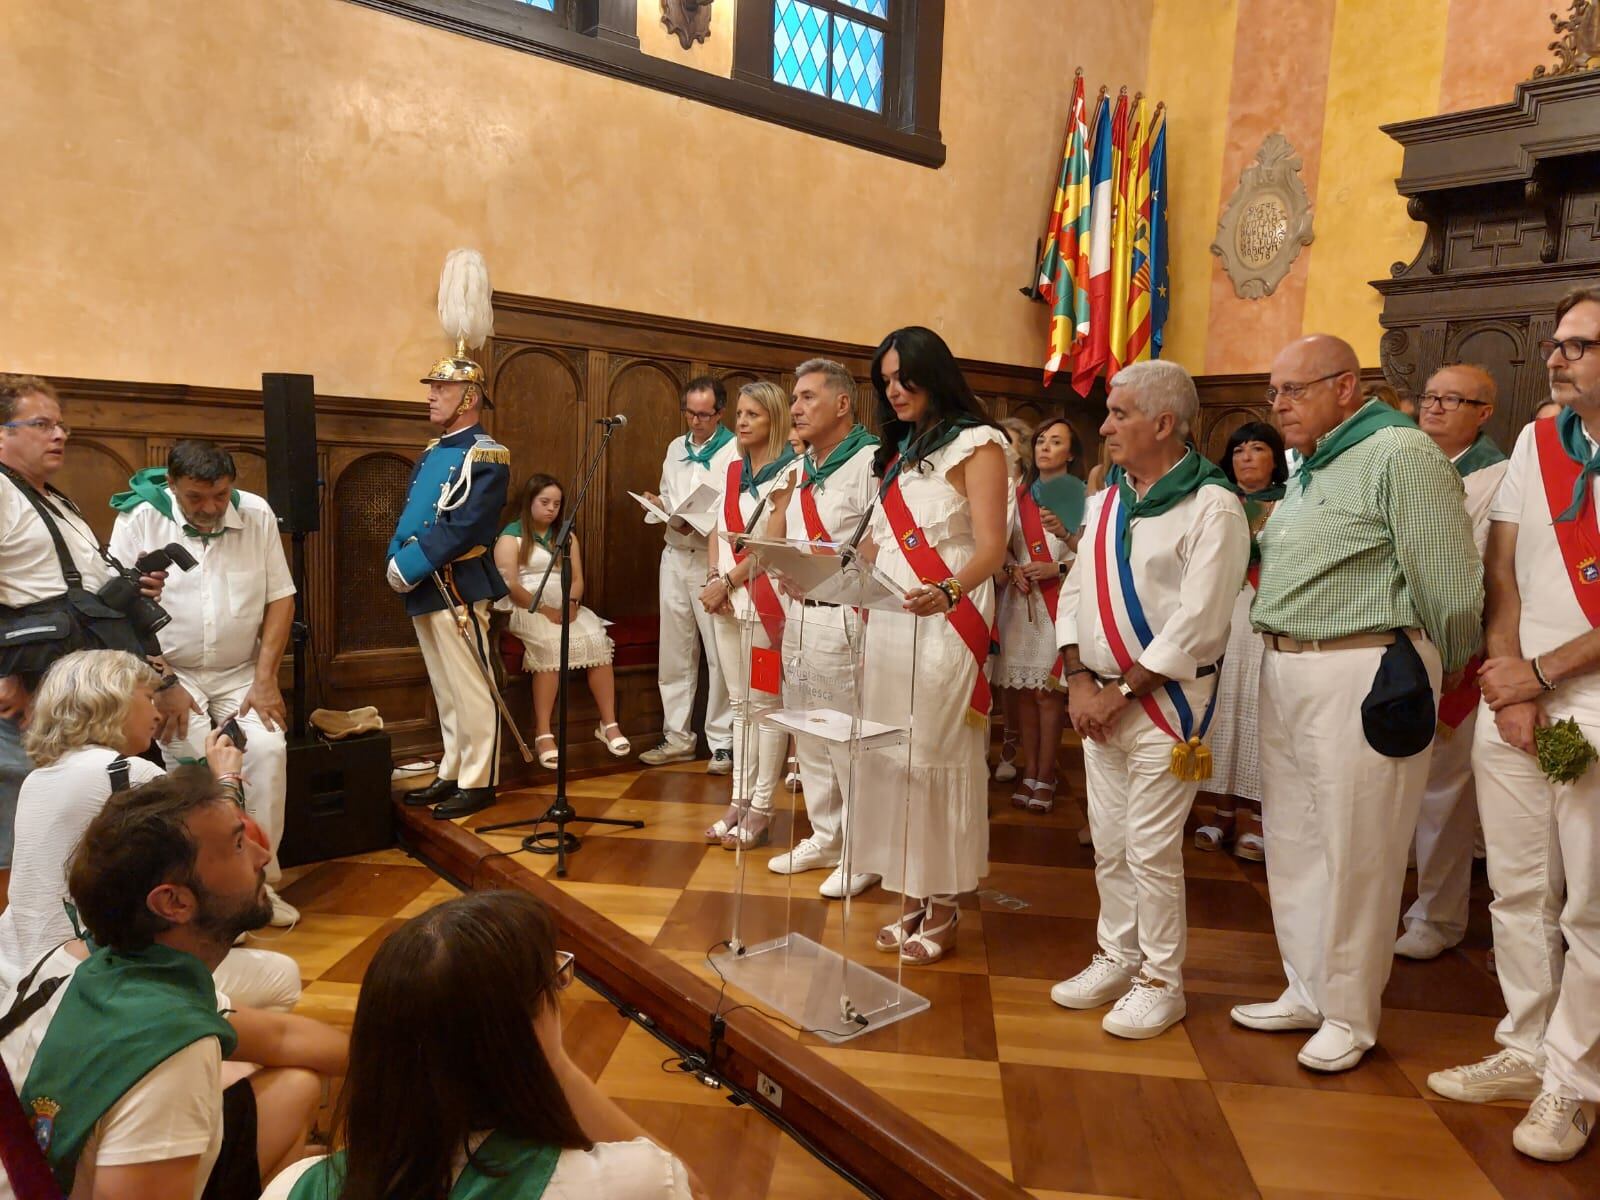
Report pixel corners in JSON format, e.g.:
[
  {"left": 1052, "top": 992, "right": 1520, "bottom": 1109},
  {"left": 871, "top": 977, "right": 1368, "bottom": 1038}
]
[
  {"left": 1234, "top": 482, "right": 1286, "bottom": 502},
  {"left": 884, "top": 415, "right": 984, "bottom": 487},
  {"left": 1452, "top": 432, "right": 1507, "bottom": 479},
  {"left": 107, "top": 468, "right": 240, "bottom": 540},
  {"left": 1111, "top": 449, "right": 1233, "bottom": 555},
  {"left": 1553, "top": 406, "right": 1599, "bottom": 522},
  {"left": 1295, "top": 399, "right": 1414, "bottom": 492},
  {"left": 682, "top": 423, "right": 734, "bottom": 467},
  {"left": 740, "top": 447, "right": 798, "bottom": 495},
  {"left": 21, "top": 942, "right": 236, "bottom": 1196},
  {"left": 803, "top": 424, "right": 879, "bottom": 489},
  {"left": 287, "top": 1130, "right": 562, "bottom": 1200},
  {"left": 501, "top": 520, "right": 553, "bottom": 550}
]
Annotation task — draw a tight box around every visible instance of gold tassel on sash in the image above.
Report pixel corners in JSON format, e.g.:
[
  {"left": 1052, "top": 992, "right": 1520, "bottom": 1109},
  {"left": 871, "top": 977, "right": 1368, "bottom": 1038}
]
[{"left": 1169, "top": 735, "right": 1213, "bottom": 782}]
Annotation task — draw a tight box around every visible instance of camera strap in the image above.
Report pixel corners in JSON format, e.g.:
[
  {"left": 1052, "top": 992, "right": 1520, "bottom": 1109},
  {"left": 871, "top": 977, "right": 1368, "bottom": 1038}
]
[{"left": 0, "top": 463, "right": 86, "bottom": 589}]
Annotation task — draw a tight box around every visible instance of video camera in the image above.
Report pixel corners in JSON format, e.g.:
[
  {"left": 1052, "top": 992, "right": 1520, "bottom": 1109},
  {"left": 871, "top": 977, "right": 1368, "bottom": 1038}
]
[{"left": 95, "top": 543, "right": 199, "bottom": 652}]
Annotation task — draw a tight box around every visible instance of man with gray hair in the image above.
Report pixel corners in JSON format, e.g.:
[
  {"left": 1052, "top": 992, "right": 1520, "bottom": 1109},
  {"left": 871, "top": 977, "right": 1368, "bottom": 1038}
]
[
  {"left": 1237, "top": 334, "right": 1482, "bottom": 1073},
  {"left": 1052, "top": 359, "right": 1250, "bottom": 1039}
]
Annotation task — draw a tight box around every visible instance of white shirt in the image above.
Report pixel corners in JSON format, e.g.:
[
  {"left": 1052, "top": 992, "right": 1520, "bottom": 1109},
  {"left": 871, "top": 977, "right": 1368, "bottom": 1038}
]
[
  {"left": 658, "top": 432, "right": 739, "bottom": 551},
  {"left": 108, "top": 489, "right": 294, "bottom": 675},
  {"left": 0, "top": 945, "right": 230, "bottom": 1200},
  {"left": 0, "top": 474, "right": 116, "bottom": 607},
  {"left": 1451, "top": 448, "right": 1510, "bottom": 559},
  {"left": 260, "top": 1136, "right": 694, "bottom": 1200},
  {"left": 713, "top": 457, "right": 798, "bottom": 621},
  {"left": 1058, "top": 476, "right": 1251, "bottom": 684},
  {"left": 0, "top": 746, "right": 165, "bottom": 987},
  {"left": 771, "top": 441, "right": 878, "bottom": 548},
  {"left": 1490, "top": 422, "right": 1600, "bottom": 722}
]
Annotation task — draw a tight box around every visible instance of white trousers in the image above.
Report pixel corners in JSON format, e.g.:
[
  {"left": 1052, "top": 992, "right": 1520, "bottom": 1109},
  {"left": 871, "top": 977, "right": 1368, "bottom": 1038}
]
[
  {"left": 214, "top": 946, "right": 301, "bottom": 1012},
  {"left": 1259, "top": 639, "right": 1439, "bottom": 1051},
  {"left": 1083, "top": 705, "right": 1199, "bottom": 988},
  {"left": 780, "top": 606, "right": 861, "bottom": 856},
  {"left": 1475, "top": 708, "right": 1600, "bottom": 1101},
  {"left": 1404, "top": 706, "right": 1480, "bottom": 943},
  {"left": 413, "top": 601, "right": 499, "bottom": 790},
  {"left": 712, "top": 610, "right": 786, "bottom": 813},
  {"left": 161, "top": 665, "right": 288, "bottom": 882},
  {"left": 658, "top": 547, "right": 733, "bottom": 752}
]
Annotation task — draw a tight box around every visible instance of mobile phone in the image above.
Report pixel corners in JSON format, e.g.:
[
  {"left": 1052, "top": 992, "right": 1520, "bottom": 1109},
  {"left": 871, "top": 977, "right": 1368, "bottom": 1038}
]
[{"left": 219, "top": 715, "right": 248, "bottom": 752}]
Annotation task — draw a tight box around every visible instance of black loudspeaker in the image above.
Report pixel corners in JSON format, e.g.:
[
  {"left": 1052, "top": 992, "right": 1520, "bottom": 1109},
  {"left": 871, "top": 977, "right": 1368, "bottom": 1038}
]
[
  {"left": 277, "top": 732, "right": 394, "bottom": 867},
  {"left": 262, "top": 372, "right": 320, "bottom": 533}
]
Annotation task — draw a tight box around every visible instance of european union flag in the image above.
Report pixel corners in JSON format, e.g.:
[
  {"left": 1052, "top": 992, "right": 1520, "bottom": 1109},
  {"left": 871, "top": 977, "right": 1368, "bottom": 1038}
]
[{"left": 1149, "top": 109, "right": 1170, "bottom": 357}]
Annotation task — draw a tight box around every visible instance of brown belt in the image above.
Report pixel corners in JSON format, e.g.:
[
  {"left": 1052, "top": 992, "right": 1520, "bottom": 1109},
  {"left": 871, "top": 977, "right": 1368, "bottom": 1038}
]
[{"left": 1259, "top": 628, "right": 1424, "bottom": 654}]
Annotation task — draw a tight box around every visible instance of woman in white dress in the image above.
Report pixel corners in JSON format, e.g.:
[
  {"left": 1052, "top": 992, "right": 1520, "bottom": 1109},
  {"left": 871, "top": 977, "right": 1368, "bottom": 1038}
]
[
  {"left": 989, "top": 417, "right": 1034, "bottom": 783},
  {"left": 995, "top": 417, "right": 1079, "bottom": 813},
  {"left": 495, "top": 474, "right": 629, "bottom": 770},
  {"left": 698, "top": 382, "right": 796, "bottom": 850},
  {"left": 853, "top": 327, "right": 1008, "bottom": 966},
  {"left": 1192, "top": 421, "right": 1286, "bottom": 861}
]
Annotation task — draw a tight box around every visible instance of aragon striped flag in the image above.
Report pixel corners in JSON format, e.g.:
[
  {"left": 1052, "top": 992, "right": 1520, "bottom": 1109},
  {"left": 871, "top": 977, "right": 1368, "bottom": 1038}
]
[
  {"left": 1107, "top": 90, "right": 1139, "bottom": 374},
  {"left": 1039, "top": 72, "right": 1092, "bottom": 385},
  {"left": 1124, "top": 96, "right": 1156, "bottom": 364},
  {"left": 1071, "top": 89, "right": 1116, "bottom": 398}
]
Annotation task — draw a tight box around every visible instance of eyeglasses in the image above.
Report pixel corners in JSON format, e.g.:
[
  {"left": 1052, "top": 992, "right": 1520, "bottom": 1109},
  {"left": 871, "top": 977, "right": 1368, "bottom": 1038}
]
[
  {"left": 1263, "top": 370, "right": 1350, "bottom": 405},
  {"left": 554, "top": 950, "right": 576, "bottom": 991},
  {"left": 1539, "top": 337, "right": 1600, "bottom": 363},
  {"left": 682, "top": 408, "right": 719, "bottom": 421},
  {"left": 1418, "top": 392, "right": 1489, "bottom": 412},
  {"left": 1, "top": 418, "right": 70, "bottom": 436}
]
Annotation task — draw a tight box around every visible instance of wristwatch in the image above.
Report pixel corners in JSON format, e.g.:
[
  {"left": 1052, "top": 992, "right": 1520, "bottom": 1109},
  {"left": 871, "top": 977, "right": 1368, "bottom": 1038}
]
[{"left": 1114, "top": 677, "right": 1137, "bottom": 701}]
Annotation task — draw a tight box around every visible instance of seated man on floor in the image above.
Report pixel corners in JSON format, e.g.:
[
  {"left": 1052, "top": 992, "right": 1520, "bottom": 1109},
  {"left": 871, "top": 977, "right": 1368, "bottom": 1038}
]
[{"left": 0, "top": 766, "right": 348, "bottom": 1199}]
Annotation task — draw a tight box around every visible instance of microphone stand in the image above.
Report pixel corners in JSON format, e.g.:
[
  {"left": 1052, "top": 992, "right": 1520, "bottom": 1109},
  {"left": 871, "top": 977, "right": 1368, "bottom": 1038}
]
[{"left": 477, "top": 420, "right": 644, "bottom": 876}]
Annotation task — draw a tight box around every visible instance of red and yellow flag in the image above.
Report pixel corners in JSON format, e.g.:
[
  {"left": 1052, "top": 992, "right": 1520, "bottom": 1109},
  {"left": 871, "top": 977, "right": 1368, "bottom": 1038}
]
[
  {"left": 1106, "top": 90, "right": 1135, "bottom": 375},
  {"left": 1124, "top": 97, "right": 1155, "bottom": 365},
  {"left": 1039, "top": 72, "right": 1092, "bottom": 385}
]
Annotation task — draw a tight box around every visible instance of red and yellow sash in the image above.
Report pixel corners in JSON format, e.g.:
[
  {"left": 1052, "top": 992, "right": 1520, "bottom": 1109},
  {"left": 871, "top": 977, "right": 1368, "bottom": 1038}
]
[
  {"left": 1015, "top": 485, "right": 1065, "bottom": 683},
  {"left": 1534, "top": 416, "right": 1600, "bottom": 626},
  {"left": 880, "top": 470, "right": 992, "bottom": 722},
  {"left": 723, "top": 460, "right": 787, "bottom": 647}
]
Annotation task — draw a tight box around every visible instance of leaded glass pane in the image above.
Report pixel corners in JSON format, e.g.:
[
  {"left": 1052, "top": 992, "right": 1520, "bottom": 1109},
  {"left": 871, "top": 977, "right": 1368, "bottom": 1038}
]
[
  {"left": 830, "top": 15, "right": 884, "bottom": 113},
  {"left": 516, "top": 0, "right": 556, "bottom": 9},
  {"left": 837, "top": 0, "right": 888, "bottom": 20},
  {"left": 773, "top": 0, "right": 829, "bottom": 98}
]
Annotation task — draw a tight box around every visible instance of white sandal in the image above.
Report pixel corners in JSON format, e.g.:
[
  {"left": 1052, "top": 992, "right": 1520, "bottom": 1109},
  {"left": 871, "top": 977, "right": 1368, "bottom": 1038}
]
[
  {"left": 534, "top": 734, "right": 559, "bottom": 770},
  {"left": 901, "top": 901, "right": 959, "bottom": 965},
  {"left": 874, "top": 906, "right": 926, "bottom": 952},
  {"left": 594, "top": 723, "right": 630, "bottom": 757}
]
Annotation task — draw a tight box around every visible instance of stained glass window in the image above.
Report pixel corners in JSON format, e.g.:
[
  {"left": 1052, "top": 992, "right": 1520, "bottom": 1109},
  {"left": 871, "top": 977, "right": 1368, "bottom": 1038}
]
[
  {"left": 772, "top": 0, "right": 887, "bottom": 115},
  {"left": 516, "top": 0, "right": 556, "bottom": 9}
]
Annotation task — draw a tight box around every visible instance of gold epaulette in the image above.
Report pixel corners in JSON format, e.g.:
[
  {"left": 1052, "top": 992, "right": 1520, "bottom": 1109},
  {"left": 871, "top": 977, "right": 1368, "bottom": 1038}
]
[
  {"left": 422, "top": 438, "right": 441, "bottom": 453},
  {"left": 469, "top": 443, "right": 510, "bottom": 466}
]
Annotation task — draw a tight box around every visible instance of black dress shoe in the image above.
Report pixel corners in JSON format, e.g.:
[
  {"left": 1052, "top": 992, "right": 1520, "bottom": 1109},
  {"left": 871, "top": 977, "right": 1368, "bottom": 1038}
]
[
  {"left": 404, "top": 777, "right": 458, "bottom": 807},
  {"left": 432, "top": 786, "right": 496, "bottom": 820}
]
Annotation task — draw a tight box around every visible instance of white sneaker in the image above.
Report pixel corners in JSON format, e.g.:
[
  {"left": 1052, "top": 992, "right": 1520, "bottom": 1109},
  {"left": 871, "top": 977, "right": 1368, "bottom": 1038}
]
[
  {"left": 706, "top": 749, "right": 733, "bottom": 775},
  {"left": 1102, "top": 977, "right": 1186, "bottom": 1040},
  {"left": 1513, "top": 1091, "right": 1595, "bottom": 1162},
  {"left": 1297, "top": 1022, "right": 1367, "bottom": 1073},
  {"left": 1394, "top": 923, "right": 1455, "bottom": 961},
  {"left": 1427, "top": 1050, "right": 1543, "bottom": 1104},
  {"left": 1229, "top": 999, "right": 1321, "bottom": 1032},
  {"left": 266, "top": 885, "right": 300, "bottom": 928},
  {"left": 818, "top": 868, "right": 878, "bottom": 899},
  {"left": 1050, "top": 953, "right": 1136, "bottom": 1010},
  {"left": 993, "top": 758, "right": 1018, "bottom": 783},
  {"left": 768, "top": 837, "right": 838, "bottom": 875},
  {"left": 638, "top": 740, "right": 695, "bottom": 766}
]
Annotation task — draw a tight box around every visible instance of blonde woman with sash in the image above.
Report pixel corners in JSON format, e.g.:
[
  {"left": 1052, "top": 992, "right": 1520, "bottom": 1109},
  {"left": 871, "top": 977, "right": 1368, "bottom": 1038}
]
[
  {"left": 853, "top": 327, "right": 1008, "bottom": 965},
  {"left": 698, "top": 382, "right": 796, "bottom": 850}
]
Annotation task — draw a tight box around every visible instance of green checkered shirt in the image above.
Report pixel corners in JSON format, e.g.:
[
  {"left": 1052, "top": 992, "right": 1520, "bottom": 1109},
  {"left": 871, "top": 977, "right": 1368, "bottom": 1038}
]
[{"left": 1250, "top": 425, "right": 1484, "bottom": 673}]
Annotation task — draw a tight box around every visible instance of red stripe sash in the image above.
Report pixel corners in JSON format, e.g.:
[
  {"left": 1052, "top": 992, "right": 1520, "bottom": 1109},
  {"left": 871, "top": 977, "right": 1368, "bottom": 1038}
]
[
  {"left": 1437, "top": 654, "right": 1483, "bottom": 732},
  {"left": 880, "top": 472, "right": 992, "bottom": 721},
  {"left": 723, "top": 460, "right": 786, "bottom": 647},
  {"left": 1016, "top": 486, "right": 1065, "bottom": 683},
  {"left": 1090, "top": 491, "right": 1183, "bottom": 742},
  {"left": 1535, "top": 416, "right": 1600, "bottom": 625},
  {"left": 798, "top": 484, "right": 835, "bottom": 552}
]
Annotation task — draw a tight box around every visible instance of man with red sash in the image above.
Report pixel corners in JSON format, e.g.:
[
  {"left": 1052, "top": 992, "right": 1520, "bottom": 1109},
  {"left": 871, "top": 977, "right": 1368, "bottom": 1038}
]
[
  {"left": 1397, "top": 365, "right": 1508, "bottom": 961},
  {"left": 1051, "top": 361, "right": 1249, "bottom": 1040},
  {"left": 1239, "top": 335, "right": 1482, "bottom": 1075},
  {"left": 1428, "top": 288, "right": 1600, "bottom": 1163},
  {"left": 762, "top": 360, "right": 881, "bottom": 899}
]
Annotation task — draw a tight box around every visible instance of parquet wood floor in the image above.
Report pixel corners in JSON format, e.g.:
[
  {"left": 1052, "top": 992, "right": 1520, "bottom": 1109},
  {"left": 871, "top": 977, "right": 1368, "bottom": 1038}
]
[{"left": 271, "top": 735, "right": 1600, "bottom": 1199}]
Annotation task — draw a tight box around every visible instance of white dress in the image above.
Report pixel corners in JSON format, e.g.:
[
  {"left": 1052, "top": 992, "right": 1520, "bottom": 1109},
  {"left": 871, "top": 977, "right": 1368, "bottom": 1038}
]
[
  {"left": 1206, "top": 500, "right": 1273, "bottom": 803},
  {"left": 503, "top": 538, "right": 614, "bottom": 671},
  {"left": 994, "top": 516, "right": 1071, "bottom": 692},
  {"left": 853, "top": 426, "right": 1005, "bottom": 898}
]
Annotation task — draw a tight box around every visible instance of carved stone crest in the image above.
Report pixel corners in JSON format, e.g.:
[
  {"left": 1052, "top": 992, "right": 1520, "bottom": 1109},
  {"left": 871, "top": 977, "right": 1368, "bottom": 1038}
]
[
  {"left": 1210, "top": 133, "right": 1315, "bottom": 300},
  {"left": 661, "top": 0, "right": 714, "bottom": 51},
  {"left": 1531, "top": 0, "right": 1600, "bottom": 78}
]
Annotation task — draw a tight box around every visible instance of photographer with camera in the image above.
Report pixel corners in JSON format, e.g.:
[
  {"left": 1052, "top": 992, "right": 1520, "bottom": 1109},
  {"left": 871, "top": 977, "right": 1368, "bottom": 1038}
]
[
  {"left": 109, "top": 438, "right": 299, "bottom": 925},
  {"left": 0, "top": 374, "right": 168, "bottom": 867}
]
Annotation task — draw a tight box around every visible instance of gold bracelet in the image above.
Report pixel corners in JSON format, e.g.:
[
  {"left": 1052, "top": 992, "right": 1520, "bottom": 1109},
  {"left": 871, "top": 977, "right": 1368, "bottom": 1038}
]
[{"left": 943, "top": 576, "right": 964, "bottom": 601}]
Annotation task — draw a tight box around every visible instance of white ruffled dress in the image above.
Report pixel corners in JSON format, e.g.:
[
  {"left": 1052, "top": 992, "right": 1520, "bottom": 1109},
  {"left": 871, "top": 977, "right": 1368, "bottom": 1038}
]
[
  {"left": 993, "top": 517, "right": 1072, "bottom": 692},
  {"left": 503, "top": 538, "right": 614, "bottom": 672}
]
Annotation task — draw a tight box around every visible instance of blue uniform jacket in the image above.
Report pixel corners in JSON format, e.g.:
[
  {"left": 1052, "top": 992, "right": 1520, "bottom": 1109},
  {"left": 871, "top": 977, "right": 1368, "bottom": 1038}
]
[{"left": 386, "top": 423, "right": 510, "bottom": 617}]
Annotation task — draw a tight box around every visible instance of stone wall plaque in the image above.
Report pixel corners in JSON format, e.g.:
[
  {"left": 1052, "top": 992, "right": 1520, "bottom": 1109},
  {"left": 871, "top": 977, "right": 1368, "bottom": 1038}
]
[{"left": 1211, "top": 133, "right": 1315, "bottom": 300}]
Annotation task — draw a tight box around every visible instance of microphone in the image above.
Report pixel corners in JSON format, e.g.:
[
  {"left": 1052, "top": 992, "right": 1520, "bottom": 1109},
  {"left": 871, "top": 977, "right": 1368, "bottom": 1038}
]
[{"left": 595, "top": 414, "right": 628, "bottom": 428}]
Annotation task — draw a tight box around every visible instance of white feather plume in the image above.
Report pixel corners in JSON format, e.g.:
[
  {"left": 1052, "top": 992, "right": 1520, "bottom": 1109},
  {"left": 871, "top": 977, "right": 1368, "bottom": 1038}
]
[{"left": 437, "top": 249, "right": 493, "bottom": 351}]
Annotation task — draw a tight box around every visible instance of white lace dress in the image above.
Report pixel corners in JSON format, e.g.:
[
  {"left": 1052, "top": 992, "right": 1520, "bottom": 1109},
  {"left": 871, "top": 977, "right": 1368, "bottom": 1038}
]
[
  {"left": 502, "top": 539, "right": 614, "bottom": 672},
  {"left": 853, "top": 426, "right": 1004, "bottom": 898},
  {"left": 994, "top": 520, "right": 1072, "bottom": 692}
]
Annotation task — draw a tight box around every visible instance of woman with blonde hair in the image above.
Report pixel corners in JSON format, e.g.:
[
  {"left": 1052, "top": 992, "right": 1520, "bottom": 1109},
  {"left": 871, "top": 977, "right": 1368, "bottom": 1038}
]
[
  {"left": 698, "top": 381, "right": 797, "bottom": 849},
  {"left": 0, "top": 649, "right": 301, "bottom": 1009}
]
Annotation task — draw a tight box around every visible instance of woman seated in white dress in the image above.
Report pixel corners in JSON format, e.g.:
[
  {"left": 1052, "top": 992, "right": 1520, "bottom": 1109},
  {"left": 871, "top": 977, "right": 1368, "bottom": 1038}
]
[
  {"left": 995, "top": 416, "right": 1079, "bottom": 813},
  {"left": 852, "top": 327, "right": 1008, "bottom": 966},
  {"left": 495, "top": 474, "right": 629, "bottom": 770},
  {"left": 260, "top": 890, "right": 701, "bottom": 1200}
]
